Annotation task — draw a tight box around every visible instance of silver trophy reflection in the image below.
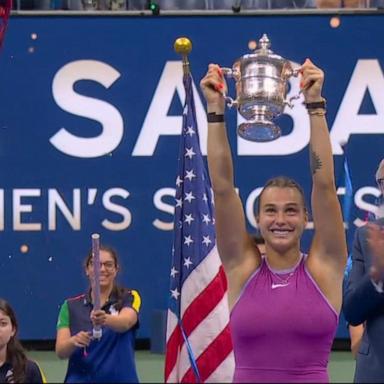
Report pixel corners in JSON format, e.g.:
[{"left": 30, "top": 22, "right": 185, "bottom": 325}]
[{"left": 221, "top": 34, "right": 301, "bottom": 142}]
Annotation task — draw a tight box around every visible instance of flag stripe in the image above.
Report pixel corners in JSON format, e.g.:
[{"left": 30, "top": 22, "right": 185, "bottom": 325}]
[
  {"left": 165, "top": 315, "right": 182, "bottom": 381},
  {"left": 165, "top": 247, "right": 225, "bottom": 381},
  {"left": 181, "top": 266, "right": 227, "bottom": 335},
  {"left": 179, "top": 247, "right": 222, "bottom": 318},
  {"left": 165, "top": 267, "right": 227, "bottom": 381},
  {"left": 181, "top": 325, "right": 234, "bottom": 383},
  {"left": 176, "top": 294, "right": 232, "bottom": 380},
  {"left": 206, "top": 351, "right": 235, "bottom": 383}
]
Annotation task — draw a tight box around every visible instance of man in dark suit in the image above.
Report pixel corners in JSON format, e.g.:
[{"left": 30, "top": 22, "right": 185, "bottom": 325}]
[{"left": 343, "top": 159, "right": 384, "bottom": 383}]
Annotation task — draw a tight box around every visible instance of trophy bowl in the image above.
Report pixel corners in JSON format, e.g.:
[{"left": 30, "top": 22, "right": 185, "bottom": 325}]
[{"left": 222, "top": 34, "right": 300, "bottom": 142}]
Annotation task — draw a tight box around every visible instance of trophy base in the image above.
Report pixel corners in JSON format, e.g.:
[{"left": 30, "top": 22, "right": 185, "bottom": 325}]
[{"left": 238, "top": 121, "right": 281, "bottom": 142}]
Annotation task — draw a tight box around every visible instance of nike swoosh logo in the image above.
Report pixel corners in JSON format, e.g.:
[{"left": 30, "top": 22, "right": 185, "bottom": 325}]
[{"left": 271, "top": 283, "right": 290, "bottom": 289}]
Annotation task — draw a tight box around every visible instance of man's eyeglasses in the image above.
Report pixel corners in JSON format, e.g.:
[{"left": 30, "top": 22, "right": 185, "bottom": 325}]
[
  {"left": 377, "top": 178, "right": 384, "bottom": 191},
  {"left": 88, "top": 260, "right": 116, "bottom": 270}
]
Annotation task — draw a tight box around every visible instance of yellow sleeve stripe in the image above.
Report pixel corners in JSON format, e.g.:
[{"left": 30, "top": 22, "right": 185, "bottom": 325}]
[
  {"left": 131, "top": 290, "right": 141, "bottom": 313},
  {"left": 35, "top": 361, "right": 47, "bottom": 383}
]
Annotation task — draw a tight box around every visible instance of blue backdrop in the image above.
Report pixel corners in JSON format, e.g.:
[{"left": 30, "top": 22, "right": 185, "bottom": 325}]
[{"left": 0, "top": 13, "right": 383, "bottom": 340}]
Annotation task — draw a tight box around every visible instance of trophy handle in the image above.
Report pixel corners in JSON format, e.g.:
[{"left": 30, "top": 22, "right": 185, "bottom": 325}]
[
  {"left": 220, "top": 67, "right": 239, "bottom": 108},
  {"left": 284, "top": 66, "right": 304, "bottom": 107},
  {"left": 223, "top": 94, "right": 238, "bottom": 108},
  {"left": 291, "top": 68, "right": 301, "bottom": 77},
  {"left": 284, "top": 66, "right": 301, "bottom": 79},
  {"left": 284, "top": 90, "right": 302, "bottom": 109},
  {"left": 221, "top": 67, "right": 240, "bottom": 79}
]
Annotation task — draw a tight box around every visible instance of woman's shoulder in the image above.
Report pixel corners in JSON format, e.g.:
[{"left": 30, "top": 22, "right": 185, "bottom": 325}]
[
  {"left": 25, "top": 360, "right": 46, "bottom": 383},
  {"left": 58, "top": 293, "right": 87, "bottom": 314},
  {"left": 66, "top": 293, "right": 87, "bottom": 302},
  {"left": 117, "top": 287, "right": 141, "bottom": 312},
  {"left": 118, "top": 287, "right": 140, "bottom": 297}
]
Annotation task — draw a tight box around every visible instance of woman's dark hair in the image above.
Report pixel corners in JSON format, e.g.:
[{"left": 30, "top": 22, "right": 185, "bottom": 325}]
[
  {"left": 252, "top": 233, "right": 265, "bottom": 246},
  {"left": 0, "top": 298, "right": 27, "bottom": 383},
  {"left": 84, "top": 245, "right": 126, "bottom": 312},
  {"left": 256, "top": 176, "right": 307, "bottom": 215}
]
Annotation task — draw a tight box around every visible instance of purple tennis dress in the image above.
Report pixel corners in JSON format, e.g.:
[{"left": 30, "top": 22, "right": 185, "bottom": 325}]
[{"left": 230, "top": 255, "right": 338, "bottom": 383}]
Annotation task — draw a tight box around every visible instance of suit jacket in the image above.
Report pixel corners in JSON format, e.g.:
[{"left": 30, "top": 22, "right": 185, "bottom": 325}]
[{"left": 343, "top": 219, "right": 384, "bottom": 383}]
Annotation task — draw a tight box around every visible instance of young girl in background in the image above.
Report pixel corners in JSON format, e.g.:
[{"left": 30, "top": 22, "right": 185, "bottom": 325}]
[{"left": 0, "top": 298, "right": 46, "bottom": 383}]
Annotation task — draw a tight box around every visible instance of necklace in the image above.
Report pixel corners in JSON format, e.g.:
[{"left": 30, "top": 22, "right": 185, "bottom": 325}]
[
  {"left": 265, "top": 254, "right": 302, "bottom": 288},
  {"left": 270, "top": 271, "right": 295, "bottom": 289},
  {"left": 271, "top": 270, "right": 295, "bottom": 285},
  {"left": 269, "top": 259, "right": 301, "bottom": 287}
]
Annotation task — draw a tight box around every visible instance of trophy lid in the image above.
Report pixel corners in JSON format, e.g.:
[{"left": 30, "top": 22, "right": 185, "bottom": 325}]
[
  {"left": 258, "top": 34, "right": 272, "bottom": 54},
  {"left": 232, "top": 33, "right": 293, "bottom": 77},
  {"left": 252, "top": 33, "right": 285, "bottom": 61},
  {"left": 234, "top": 33, "right": 291, "bottom": 70}
]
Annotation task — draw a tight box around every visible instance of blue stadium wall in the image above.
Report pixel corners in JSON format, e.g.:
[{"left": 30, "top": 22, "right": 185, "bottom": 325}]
[{"left": 0, "top": 12, "right": 383, "bottom": 340}]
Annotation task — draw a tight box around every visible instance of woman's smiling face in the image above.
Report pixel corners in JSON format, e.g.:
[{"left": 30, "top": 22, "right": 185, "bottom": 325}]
[
  {"left": 257, "top": 186, "right": 307, "bottom": 253},
  {"left": 86, "top": 249, "right": 118, "bottom": 289}
]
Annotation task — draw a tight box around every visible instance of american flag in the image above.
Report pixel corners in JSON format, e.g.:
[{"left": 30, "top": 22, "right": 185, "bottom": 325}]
[{"left": 164, "top": 73, "right": 234, "bottom": 383}]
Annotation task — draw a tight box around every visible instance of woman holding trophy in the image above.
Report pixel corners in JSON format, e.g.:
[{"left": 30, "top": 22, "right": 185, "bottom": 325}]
[{"left": 200, "top": 57, "right": 347, "bottom": 382}]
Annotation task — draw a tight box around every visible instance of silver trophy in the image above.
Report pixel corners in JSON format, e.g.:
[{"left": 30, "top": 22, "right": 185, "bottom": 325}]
[{"left": 221, "top": 34, "right": 301, "bottom": 142}]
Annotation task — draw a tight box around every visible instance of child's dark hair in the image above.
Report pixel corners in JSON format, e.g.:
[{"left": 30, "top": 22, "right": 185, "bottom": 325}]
[{"left": 0, "top": 298, "right": 27, "bottom": 383}]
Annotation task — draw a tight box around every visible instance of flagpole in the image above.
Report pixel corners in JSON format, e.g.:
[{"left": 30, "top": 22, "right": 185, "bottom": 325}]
[
  {"left": 174, "top": 37, "right": 192, "bottom": 75},
  {"left": 172, "top": 36, "right": 203, "bottom": 384}
]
